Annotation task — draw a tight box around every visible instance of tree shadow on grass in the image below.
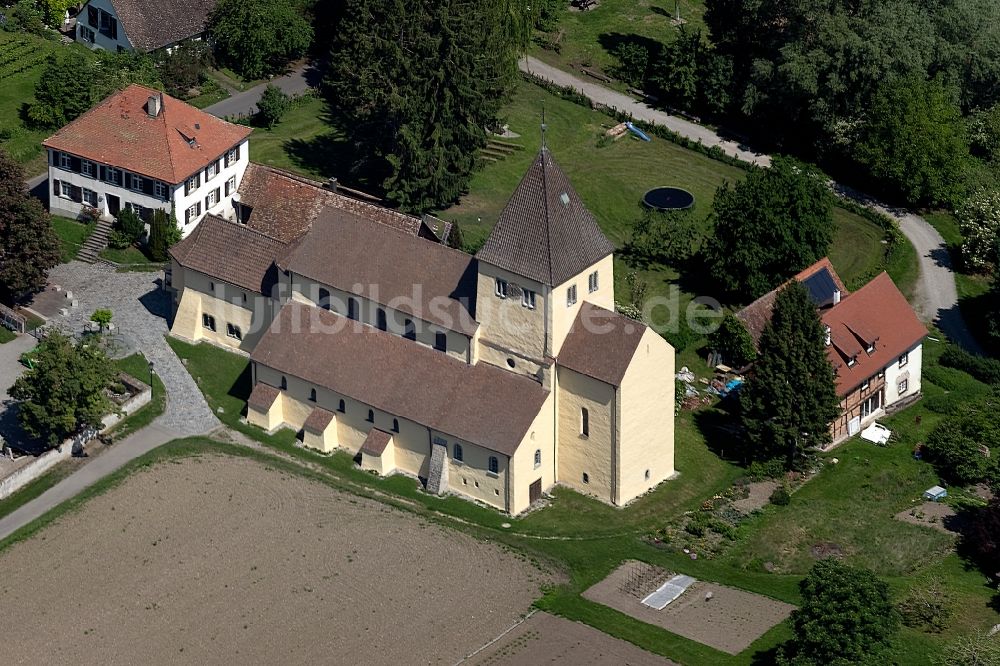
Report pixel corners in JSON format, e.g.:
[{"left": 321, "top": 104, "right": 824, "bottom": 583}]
[
  {"left": 596, "top": 32, "right": 665, "bottom": 62},
  {"left": 693, "top": 406, "right": 748, "bottom": 466}
]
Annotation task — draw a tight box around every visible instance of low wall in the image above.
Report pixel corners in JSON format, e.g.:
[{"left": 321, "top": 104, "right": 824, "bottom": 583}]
[{"left": 0, "top": 373, "right": 151, "bottom": 500}]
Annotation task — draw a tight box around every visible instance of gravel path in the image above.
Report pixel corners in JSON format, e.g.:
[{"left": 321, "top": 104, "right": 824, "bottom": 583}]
[
  {"left": 522, "top": 56, "right": 981, "bottom": 351},
  {"left": 47, "top": 262, "right": 219, "bottom": 435}
]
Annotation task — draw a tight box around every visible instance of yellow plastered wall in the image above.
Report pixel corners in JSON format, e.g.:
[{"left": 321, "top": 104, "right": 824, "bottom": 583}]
[
  {"left": 290, "top": 274, "right": 473, "bottom": 363},
  {"left": 253, "top": 364, "right": 431, "bottom": 479},
  {"left": 616, "top": 328, "right": 676, "bottom": 504},
  {"left": 247, "top": 398, "right": 282, "bottom": 432},
  {"left": 361, "top": 439, "right": 396, "bottom": 475},
  {"left": 475, "top": 264, "right": 547, "bottom": 363},
  {"left": 555, "top": 367, "right": 615, "bottom": 501},
  {"left": 508, "top": 391, "right": 557, "bottom": 515},
  {"left": 442, "top": 434, "right": 508, "bottom": 511},
  {"left": 302, "top": 419, "right": 337, "bottom": 453},
  {"left": 550, "top": 254, "right": 614, "bottom": 357},
  {"left": 169, "top": 266, "right": 271, "bottom": 352}
]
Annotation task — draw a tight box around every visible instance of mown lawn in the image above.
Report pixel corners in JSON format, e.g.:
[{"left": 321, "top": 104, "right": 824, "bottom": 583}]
[
  {"left": 0, "top": 327, "right": 15, "bottom": 344},
  {"left": 50, "top": 216, "right": 94, "bottom": 262},
  {"left": 529, "top": 0, "right": 708, "bottom": 81},
  {"left": 107, "top": 352, "right": 166, "bottom": 440},
  {"left": 248, "top": 95, "right": 351, "bottom": 182},
  {"left": 165, "top": 333, "right": 1000, "bottom": 665}
]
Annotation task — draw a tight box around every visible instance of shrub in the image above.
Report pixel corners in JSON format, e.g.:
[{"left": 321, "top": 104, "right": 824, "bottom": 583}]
[
  {"left": 748, "top": 458, "right": 787, "bottom": 481},
  {"left": 925, "top": 418, "right": 997, "bottom": 486},
  {"left": 897, "top": 578, "right": 953, "bottom": 632},
  {"left": 107, "top": 230, "right": 132, "bottom": 250},
  {"left": 115, "top": 208, "right": 145, "bottom": 245},
  {"left": 90, "top": 309, "right": 113, "bottom": 327},
  {"left": 770, "top": 485, "right": 792, "bottom": 506},
  {"left": 939, "top": 346, "right": 1000, "bottom": 385},
  {"left": 612, "top": 42, "right": 651, "bottom": 88},
  {"left": 256, "top": 84, "right": 290, "bottom": 129}
]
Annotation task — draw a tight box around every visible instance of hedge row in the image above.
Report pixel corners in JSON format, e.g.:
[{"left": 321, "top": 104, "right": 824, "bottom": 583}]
[{"left": 940, "top": 346, "right": 1000, "bottom": 385}]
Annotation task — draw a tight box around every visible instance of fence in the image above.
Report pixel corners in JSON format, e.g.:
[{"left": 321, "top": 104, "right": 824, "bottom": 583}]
[{"left": 0, "top": 303, "right": 26, "bottom": 334}]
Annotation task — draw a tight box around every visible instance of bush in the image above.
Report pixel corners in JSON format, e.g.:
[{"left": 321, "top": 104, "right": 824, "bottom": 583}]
[
  {"left": 90, "top": 309, "right": 113, "bottom": 327},
  {"left": 107, "top": 230, "right": 132, "bottom": 250},
  {"left": 160, "top": 41, "right": 213, "bottom": 98},
  {"left": 612, "top": 42, "right": 651, "bottom": 88},
  {"left": 748, "top": 458, "right": 786, "bottom": 481},
  {"left": 114, "top": 208, "right": 145, "bottom": 245},
  {"left": 940, "top": 346, "right": 1000, "bottom": 385},
  {"left": 897, "top": 578, "right": 953, "bottom": 632},
  {"left": 147, "top": 209, "right": 181, "bottom": 262},
  {"left": 256, "top": 84, "right": 290, "bottom": 129},
  {"left": 925, "top": 418, "right": 997, "bottom": 486},
  {"left": 770, "top": 485, "right": 792, "bottom": 506}
]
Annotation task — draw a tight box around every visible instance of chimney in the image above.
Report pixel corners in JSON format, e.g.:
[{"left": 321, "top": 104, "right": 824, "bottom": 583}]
[
  {"left": 147, "top": 93, "right": 162, "bottom": 118},
  {"left": 833, "top": 289, "right": 841, "bottom": 305},
  {"left": 824, "top": 325, "right": 832, "bottom": 346}
]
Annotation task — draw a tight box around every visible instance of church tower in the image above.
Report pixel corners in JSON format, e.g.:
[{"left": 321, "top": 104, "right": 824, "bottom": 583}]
[{"left": 475, "top": 148, "right": 616, "bottom": 378}]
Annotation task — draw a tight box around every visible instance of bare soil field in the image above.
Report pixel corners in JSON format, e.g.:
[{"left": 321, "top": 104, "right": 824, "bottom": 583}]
[
  {"left": 583, "top": 560, "right": 795, "bottom": 655},
  {"left": 0, "top": 455, "right": 552, "bottom": 665},
  {"left": 465, "top": 611, "right": 676, "bottom": 665},
  {"left": 895, "top": 501, "right": 962, "bottom": 535}
]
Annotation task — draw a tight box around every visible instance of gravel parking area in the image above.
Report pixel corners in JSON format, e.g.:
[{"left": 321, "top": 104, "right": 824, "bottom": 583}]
[
  {"left": 465, "top": 611, "right": 676, "bottom": 665},
  {"left": 583, "top": 561, "right": 795, "bottom": 656},
  {"left": 0, "top": 455, "right": 550, "bottom": 664}
]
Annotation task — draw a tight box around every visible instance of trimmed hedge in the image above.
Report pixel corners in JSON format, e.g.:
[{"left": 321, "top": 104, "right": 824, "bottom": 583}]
[{"left": 940, "top": 347, "right": 1000, "bottom": 385}]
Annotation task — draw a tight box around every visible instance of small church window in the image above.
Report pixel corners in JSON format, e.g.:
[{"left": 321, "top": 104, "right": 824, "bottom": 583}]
[
  {"left": 581, "top": 407, "right": 589, "bottom": 437},
  {"left": 454, "top": 444, "right": 463, "bottom": 461},
  {"left": 534, "top": 449, "right": 541, "bottom": 468},
  {"left": 366, "top": 409, "right": 374, "bottom": 423},
  {"left": 488, "top": 456, "right": 499, "bottom": 474},
  {"left": 338, "top": 399, "right": 345, "bottom": 413},
  {"left": 280, "top": 376, "right": 287, "bottom": 390},
  {"left": 309, "top": 388, "right": 317, "bottom": 402},
  {"left": 434, "top": 331, "right": 447, "bottom": 352},
  {"left": 495, "top": 278, "right": 508, "bottom": 298},
  {"left": 588, "top": 271, "right": 599, "bottom": 293},
  {"left": 392, "top": 418, "right": 399, "bottom": 433},
  {"left": 521, "top": 289, "right": 536, "bottom": 309},
  {"left": 567, "top": 285, "right": 577, "bottom": 306}
]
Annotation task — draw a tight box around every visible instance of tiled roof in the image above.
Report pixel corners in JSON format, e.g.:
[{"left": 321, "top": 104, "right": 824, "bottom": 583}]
[
  {"left": 248, "top": 382, "right": 280, "bottom": 411},
  {"left": 278, "top": 207, "right": 479, "bottom": 336},
  {"left": 477, "top": 148, "right": 615, "bottom": 286},
  {"left": 736, "top": 258, "right": 847, "bottom": 346},
  {"left": 557, "top": 303, "right": 648, "bottom": 386},
  {"left": 303, "top": 407, "right": 335, "bottom": 433},
  {"left": 360, "top": 429, "right": 393, "bottom": 456},
  {"left": 250, "top": 303, "right": 549, "bottom": 456},
  {"left": 169, "top": 215, "right": 285, "bottom": 294},
  {"left": 105, "top": 0, "right": 216, "bottom": 51},
  {"left": 43, "top": 84, "right": 251, "bottom": 184},
  {"left": 238, "top": 164, "right": 425, "bottom": 243},
  {"left": 822, "top": 273, "right": 927, "bottom": 396}
]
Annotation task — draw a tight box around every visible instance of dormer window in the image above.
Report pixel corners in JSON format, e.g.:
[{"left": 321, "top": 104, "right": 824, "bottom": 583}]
[
  {"left": 495, "top": 278, "right": 507, "bottom": 298},
  {"left": 898, "top": 352, "right": 909, "bottom": 367},
  {"left": 847, "top": 356, "right": 857, "bottom": 367}
]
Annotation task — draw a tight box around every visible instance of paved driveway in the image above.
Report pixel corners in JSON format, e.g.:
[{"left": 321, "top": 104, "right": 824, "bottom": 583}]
[
  {"left": 46, "top": 262, "right": 219, "bottom": 436},
  {"left": 204, "top": 63, "right": 318, "bottom": 119},
  {"left": 0, "top": 334, "right": 38, "bottom": 449}
]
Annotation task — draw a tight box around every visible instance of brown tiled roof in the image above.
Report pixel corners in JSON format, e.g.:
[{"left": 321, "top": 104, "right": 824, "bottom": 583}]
[
  {"left": 303, "top": 407, "right": 335, "bottom": 433},
  {"left": 169, "top": 215, "right": 285, "bottom": 294},
  {"left": 43, "top": 84, "right": 251, "bottom": 184},
  {"left": 278, "top": 207, "right": 478, "bottom": 336},
  {"left": 736, "top": 258, "right": 847, "bottom": 346},
  {"left": 822, "top": 273, "right": 927, "bottom": 396},
  {"left": 557, "top": 303, "right": 649, "bottom": 386},
  {"left": 477, "top": 148, "right": 615, "bottom": 286},
  {"left": 360, "top": 429, "right": 393, "bottom": 456},
  {"left": 238, "top": 164, "right": 425, "bottom": 243},
  {"left": 104, "top": 0, "right": 216, "bottom": 51},
  {"left": 248, "top": 382, "right": 280, "bottom": 411},
  {"left": 250, "top": 303, "right": 549, "bottom": 456}
]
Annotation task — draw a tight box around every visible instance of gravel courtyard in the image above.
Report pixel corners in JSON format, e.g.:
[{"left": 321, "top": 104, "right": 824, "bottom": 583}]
[{"left": 0, "top": 455, "right": 550, "bottom": 664}]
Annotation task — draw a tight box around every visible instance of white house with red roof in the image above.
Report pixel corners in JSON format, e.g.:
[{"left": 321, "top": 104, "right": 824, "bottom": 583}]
[
  {"left": 43, "top": 84, "right": 252, "bottom": 235},
  {"left": 737, "top": 259, "right": 927, "bottom": 445}
]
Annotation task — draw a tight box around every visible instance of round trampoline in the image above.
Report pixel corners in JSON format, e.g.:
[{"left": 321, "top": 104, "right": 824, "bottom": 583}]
[{"left": 642, "top": 187, "right": 695, "bottom": 211}]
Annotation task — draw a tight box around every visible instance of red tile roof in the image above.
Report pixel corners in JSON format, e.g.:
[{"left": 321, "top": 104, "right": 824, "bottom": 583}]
[
  {"left": 822, "top": 273, "right": 927, "bottom": 396},
  {"left": 557, "top": 303, "right": 649, "bottom": 386},
  {"left": 303, "top": 407, "right": 335, "bottom": 433},
  {"left": 250, "top": 302, "right": 549, "bottom": 456},
  {"left": 736, "top": 258, "right": 847, "bottom": 346},
  {"left": 360, "top": 429, "right": 393, "bottom": 456},
  {"left": 43, "top": 84, "right": 252, "bottom": 184},
  {"left": 248, "top": 382, "right": 280, "bottom": 411}
]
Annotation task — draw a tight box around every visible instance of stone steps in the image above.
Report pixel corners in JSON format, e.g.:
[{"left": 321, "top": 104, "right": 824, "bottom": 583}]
[
  {"left": 78, "top": 219, "right": 114, "bottom": 264},
  {"left": 425, "top": 442, "right": 449, "bottom": 496}
]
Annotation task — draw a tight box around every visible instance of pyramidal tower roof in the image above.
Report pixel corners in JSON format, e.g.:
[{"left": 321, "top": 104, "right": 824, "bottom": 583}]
[{"left": 476, "top": 148, "right": 615, "bottom": 286}]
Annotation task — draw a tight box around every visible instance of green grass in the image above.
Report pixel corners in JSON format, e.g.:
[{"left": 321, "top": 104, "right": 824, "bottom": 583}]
[
  {"left": 248, "top": 95, "right": 350, "bottom": 182},
  {"left": 98, "top": 245, "right": 160, "bottom": 267},
  {"left": 50, "top": 216, "right": 95, "bottom": 262},
  {"left": 0, "top": 32, "right": 92, "bottom": 175},
  {"left": 0, "top": 327, "right": 15, "bottom": 343},
  {"left": 107, "top": 353, "right": 166, "bottom": 440},
  {"left": 162, "top": 335, "right": 1000, "bottom": 665},
  {"left": 530, "top": 0, "right": 707, "bottom": 83},
  {"left": 0, "top": 462, "right": 75, "bottom": 522},
  {"left": 183, "top": 77, "right": 230, "bottom": 109}
]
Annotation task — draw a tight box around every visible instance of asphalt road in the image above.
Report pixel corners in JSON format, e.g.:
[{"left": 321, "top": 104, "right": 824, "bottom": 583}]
[
  {"left": 520, "top": 55, "right": 980, "bottom": 351},
  {"left": 204, "top": 63, "right": 318, "bottom": 119}
]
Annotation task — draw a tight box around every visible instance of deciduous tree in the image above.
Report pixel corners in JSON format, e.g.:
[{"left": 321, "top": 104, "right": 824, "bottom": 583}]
[
  {"left": 925, "top": 401, "right": 1000, "bottom": 486},
  {"left": 8, "top": 330, "right": 115, "bottom": 448},
  {"left": 626, "top": 209, "right": 699, "bottom": 267},
  {"left": 708, "top": 312, "right": 756, "bottom": 367},
  {"left": 256, "top": 84, "right": 290, "bottom": 129},
  {"left": 208, "top": 0, "right": 312, "bottom": 79},
  {"left": 958, "top": 188, "right": 1000, "bottom": 271},
  {"left": 704, "top": 156, "right": 834, "bottom": 300},
  {"left": 0, "top": 150, "right": 60, "bottom": 300},
  {"left": 739, "top": 281, "right": 839, "bottom": 467},
  {"left": 779, "top": 559, "right": 900, "bottom": 666}
]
